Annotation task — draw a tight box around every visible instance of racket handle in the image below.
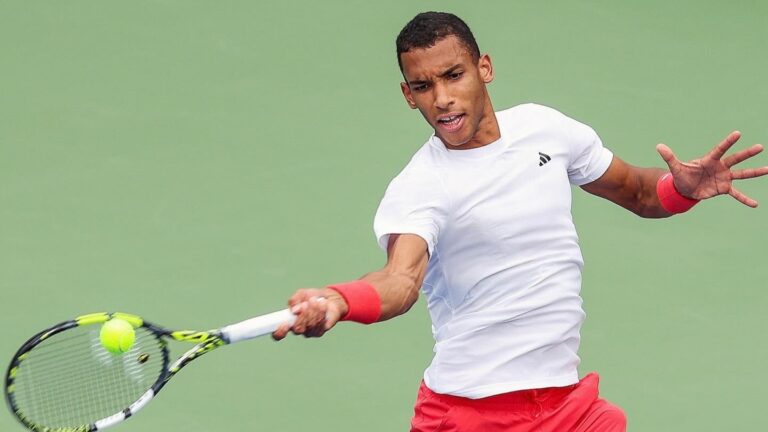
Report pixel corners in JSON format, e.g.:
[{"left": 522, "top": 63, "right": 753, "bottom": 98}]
[{"left": 221, "top": 309, "right": 296, "bottom": 343}]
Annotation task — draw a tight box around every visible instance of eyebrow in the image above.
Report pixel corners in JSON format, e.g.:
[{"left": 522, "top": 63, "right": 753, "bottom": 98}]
[{"left": 408, "top": 64, "right": 462, "bottom": 86}]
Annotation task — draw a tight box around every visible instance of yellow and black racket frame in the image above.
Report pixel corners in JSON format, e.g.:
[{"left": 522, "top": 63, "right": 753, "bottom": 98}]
[{"left": 4, "top": 312, "right": 226, "bottom": 432}]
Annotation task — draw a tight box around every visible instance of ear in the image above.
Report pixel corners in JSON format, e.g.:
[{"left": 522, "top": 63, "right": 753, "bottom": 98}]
[
  {"left": 478, "top": 54, "right": 494, "bottom": 84},
  {"left": 400, "top": 82, "right": 417, "bottom": 109}
]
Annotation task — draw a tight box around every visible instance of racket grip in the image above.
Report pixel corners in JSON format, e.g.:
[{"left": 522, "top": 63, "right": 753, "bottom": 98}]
[{"left": 221, "top": 309, "right": 296, "bottom": 343}]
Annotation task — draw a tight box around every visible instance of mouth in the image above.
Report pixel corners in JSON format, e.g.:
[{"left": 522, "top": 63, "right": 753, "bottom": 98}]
[{"left": 436, "top": 113, "right": 465, "bottom": 133}]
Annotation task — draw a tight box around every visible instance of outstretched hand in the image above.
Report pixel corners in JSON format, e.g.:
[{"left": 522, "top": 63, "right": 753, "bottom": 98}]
[{"left": 656, "top": 131, "right": 768, "bottom": 207}]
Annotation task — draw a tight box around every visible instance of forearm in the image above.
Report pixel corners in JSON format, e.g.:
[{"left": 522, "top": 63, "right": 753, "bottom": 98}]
[
  {"left": 323, "top": 266, "right": 422, "bottom": 323},
  {"left": 621, "top": 166, "right": 671, "bottom": 218},
  {"left": 582, "top": 157, "right": 676, "bottom": 218},
  {"left": 359, "top": 268, "right": 421, "bottom": 321},
  {"left": 275, "top": 234, "right": 429, "bottom": 340},
  {"left": 326, "top": 234, "right": 428, "bottom": 323}
]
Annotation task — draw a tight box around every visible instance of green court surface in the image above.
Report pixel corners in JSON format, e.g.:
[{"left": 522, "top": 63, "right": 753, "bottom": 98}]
[{"left": 1, "top": 1, "right": 766, "bottom": 431}]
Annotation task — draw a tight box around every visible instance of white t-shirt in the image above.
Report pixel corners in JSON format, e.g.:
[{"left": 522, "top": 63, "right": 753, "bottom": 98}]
[{"left": 373, "top": 103, "right": 613, "bottom": 398}]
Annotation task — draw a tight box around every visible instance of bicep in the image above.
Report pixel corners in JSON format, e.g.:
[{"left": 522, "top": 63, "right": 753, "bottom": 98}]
[
  {"left": 580, "top": 155, "right": 633, "bottom": 201},
  {"left": 384, "top": 234, "right": 430, "bottom": 287}
]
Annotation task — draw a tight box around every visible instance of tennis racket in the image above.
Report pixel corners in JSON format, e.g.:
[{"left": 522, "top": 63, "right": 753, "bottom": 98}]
[{"left": 4, "top": 310, "right": 295, "bottom": 432}]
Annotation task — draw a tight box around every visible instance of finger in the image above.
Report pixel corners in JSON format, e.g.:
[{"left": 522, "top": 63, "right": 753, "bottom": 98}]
[
  {"left": 308, "top": 297, "right": 327, "bottom": 322},
  {"left": 272, "top": 323, "right": 291, "bottom": 341},
  {"left": 310, "top": 296, "right": 327, "bottom": 309},
  {"left": 292, "top": 319, "right": 306, "bottom": 334},
  {"left": 296, "top": 297, "right": 333, "bottom": 335},
  {"left": 732, "top": 166, "right": 768, "bottom": 180},
  {"left": 289, "top": 298, "right": 328, "bottom": 335},
  {"left": 301, "top": 305, "right": 323, "bottom": 330},
  {"left": 656, "top": 144, "right": 681, "bottom": 170},
  {"left": 708, "top": 131, "right": 741, "bottom": 160},
  {"left": 307, "top": 298, "right": 329, "bottom": 330},
  {"left": 729, "top": 186, "right": 758, "bottom": 208},
  {"left": 312, "top": 297, "right": 334, "bottom": 327},
  {"left": 323, "top": 302, "right": 343, "bottom": 330},
  {"left": 303, "top": 326, "right": 326, "bottom": 338},
  {"left": 291, "top": 304, "right": 311, "bottom": 333},
  {"left": 723, "top": 144, "right": 764, "bottom": 167},
  {"left": 288, "top": 291, "right": 304, "bottom": 307},
  {"left": 288, "top": 289, "right": 311, "bottom": 307},
  {"left": 324, "top": 320, "right": 335, "bottom": 331},
  {"left": 298, "top": 299, "right": 326, "bottom": 333},
  {"left": 290, "top": 301, "right": 308, "bottom": 315}
]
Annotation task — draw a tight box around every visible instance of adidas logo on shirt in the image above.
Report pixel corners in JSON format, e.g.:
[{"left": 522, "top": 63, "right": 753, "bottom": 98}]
[{"left": 538, "top": 152, "right": 551, "bottom": 166}]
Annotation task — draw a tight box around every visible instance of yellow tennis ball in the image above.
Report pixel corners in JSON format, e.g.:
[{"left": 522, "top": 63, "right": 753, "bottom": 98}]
[{"left": 100, "top": 318, "right": 136, "bottom": 355}]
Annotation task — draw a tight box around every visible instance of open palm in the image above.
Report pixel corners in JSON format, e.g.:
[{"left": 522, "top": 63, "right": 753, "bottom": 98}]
[{"left": 656, "top": 131, "right": 768, "bottom": 207}]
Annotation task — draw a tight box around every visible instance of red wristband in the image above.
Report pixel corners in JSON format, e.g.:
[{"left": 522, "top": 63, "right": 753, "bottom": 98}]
[
  {"left": 656, "top": 173, "right": 699, "bottom": 214},
  {"left": 327, "top": 280, "right": 381, "bottom": 324}
]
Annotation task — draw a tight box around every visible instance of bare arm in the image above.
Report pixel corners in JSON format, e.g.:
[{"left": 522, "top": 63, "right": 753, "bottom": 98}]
[
  {"left": 272, "top": 233, "right": 429, "bottom": 340},
  {"left": 359, "top": 233, "right": 429, "bottom": 320},
  {"left": 581, "top": 156, "right": 669, "bottom": 218},
  {"left": 582, "top": 131, "right": 768, "bottom": 217}
]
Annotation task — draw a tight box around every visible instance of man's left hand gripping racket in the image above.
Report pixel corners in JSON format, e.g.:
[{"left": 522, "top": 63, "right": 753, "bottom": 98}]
[{"left": 4, "top": 310, "right": 295, "bottom": 431}]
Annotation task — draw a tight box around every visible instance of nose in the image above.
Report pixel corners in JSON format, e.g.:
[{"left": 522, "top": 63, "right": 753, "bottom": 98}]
[{"left": 433, "top": 82, "right": 453, "bottom": 111}]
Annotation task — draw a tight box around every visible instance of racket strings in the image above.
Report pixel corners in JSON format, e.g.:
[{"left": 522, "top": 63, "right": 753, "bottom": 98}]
[
  {"left": 16, "top": 328, "right": 165, "bottom": 427},
  {"left": 11, "top": 326, "right": 166, "bottom": 429}
]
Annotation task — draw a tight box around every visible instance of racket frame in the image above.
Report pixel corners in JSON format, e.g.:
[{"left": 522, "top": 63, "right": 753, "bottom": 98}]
[{"left": 5, "top": 310, "right": 293, "bottom": 432}]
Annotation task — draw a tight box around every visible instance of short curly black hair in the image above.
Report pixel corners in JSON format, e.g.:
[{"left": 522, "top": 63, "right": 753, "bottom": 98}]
[{"left": 396, "top": 12, "right": 480, "bottom": 72}]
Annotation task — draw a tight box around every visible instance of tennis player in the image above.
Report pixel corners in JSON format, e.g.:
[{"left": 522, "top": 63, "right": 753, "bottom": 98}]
[{"left": 272, "top": 12, "right": 768, "bottom": 431}]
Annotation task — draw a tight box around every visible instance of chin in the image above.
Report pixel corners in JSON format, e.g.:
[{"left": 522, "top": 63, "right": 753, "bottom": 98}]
[
  {"left": 434, "top": 125, "right": 476, "bottom": 149},
  {"left": 438, "top": 134, "right": 472, "bottom": 148}
]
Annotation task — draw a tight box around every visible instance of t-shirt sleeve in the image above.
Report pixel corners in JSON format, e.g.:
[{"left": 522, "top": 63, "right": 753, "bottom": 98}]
[
  {"left": 373, "top": 168, "right": 449, "bottom": 256},
  {"left": 562, "top": 114, "right": 614, "bottom": 185}
]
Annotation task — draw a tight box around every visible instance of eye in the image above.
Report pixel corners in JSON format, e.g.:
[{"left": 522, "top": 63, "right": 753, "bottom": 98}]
[
  {"left": 412, "top": 83, "right": 429, "bottom": 92},
  {"left": 449, "top": 71, "right": 463, "bottom": 80}
]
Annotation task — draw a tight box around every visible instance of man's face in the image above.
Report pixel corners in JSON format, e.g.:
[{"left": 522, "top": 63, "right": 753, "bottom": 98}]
[{"left": 400, "top": 35, "right": 496, "bottom": 149}]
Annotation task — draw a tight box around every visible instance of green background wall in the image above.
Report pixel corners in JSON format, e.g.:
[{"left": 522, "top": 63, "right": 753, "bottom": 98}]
[{"left": 1, "top": 1, "right": 766, "bottom": 430}]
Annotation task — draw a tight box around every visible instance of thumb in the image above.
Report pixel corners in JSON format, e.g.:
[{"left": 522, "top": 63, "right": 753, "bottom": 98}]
[
  {"left": 656, "top": 143, "right": 679, "bottom": 170},
  {"left": 323, "top": 302, "right": 345, "bottom": 331}
]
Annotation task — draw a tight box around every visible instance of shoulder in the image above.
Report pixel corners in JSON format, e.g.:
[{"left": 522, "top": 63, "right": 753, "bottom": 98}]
[
  {"left": 496, "top": 103, "right": 576, "bottom": 126},
  {"left": 384, "top": 140, "right": 444, "bottom": 192},
  {"left": 497, "top": 103, "right": 597, "bottom": 140}
]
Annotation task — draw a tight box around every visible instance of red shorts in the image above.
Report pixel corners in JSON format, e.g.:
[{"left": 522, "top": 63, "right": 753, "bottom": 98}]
[{"left": 410, "top": 373, "right": 626, "bottom": 432}]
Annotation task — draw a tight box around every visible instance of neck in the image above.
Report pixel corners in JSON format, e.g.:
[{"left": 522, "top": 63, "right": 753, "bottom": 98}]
[{"left": 455, "top": 100, "right": 500, "bottom": 150}]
